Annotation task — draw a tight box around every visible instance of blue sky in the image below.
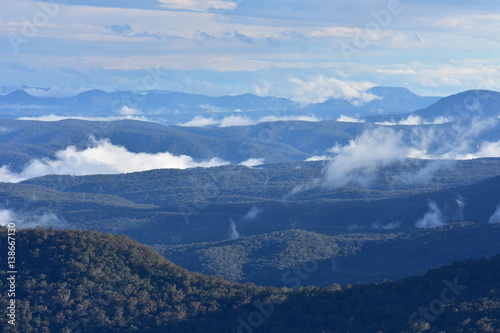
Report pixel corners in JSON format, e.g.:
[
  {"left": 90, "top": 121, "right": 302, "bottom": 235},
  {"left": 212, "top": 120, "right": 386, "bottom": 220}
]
[{"left": 1, "top": 0, "right": 500, "bottom": 102}]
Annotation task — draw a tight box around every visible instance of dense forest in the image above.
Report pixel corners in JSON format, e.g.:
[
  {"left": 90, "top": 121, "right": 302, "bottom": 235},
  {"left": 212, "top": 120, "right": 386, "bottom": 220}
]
[{"left": 1, "top": 227, "right": 499, "bottom": 332}]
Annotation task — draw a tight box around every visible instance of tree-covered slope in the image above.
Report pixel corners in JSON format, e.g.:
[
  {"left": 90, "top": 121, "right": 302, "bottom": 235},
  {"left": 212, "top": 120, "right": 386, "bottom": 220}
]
[{"left": 0, "top": 227, "right": 499, "bottom": 333}]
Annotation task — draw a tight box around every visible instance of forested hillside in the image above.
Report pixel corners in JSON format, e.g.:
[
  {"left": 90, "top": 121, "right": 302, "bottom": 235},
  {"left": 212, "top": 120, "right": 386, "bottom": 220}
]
[{"left": 0, "top": 227, "right": 498, "bottom": 333}]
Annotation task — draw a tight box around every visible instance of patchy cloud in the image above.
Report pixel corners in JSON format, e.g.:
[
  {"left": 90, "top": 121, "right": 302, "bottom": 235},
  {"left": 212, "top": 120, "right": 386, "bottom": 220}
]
[
  {"left": 240, "top": 158, "right": 264, "bottom": 167},
  {"left": 288, "top": 75, "right": 380, "bottom": 104},
  {"left": 0, "top": 139, "right": 229, "bottom": 183},
  {"left": 489, "top": 205, "right": 500, "bottom": 224},
  {"left": 337, "top": 115, "right": 365, "bottom": 123},
  {"left": 415, "top": 201, "right": 445, "bottom": 229},
  {"left": 178, "top": 114, "right": 321, "bottom": 127},
  {"left": 243, "top": 205, "right": 262, "bottom": 221},
  {"left": 325, "top": 127, "right": 406, "bottom": 187},
  {"left": 0, "top": 209, "right": 67, "bottom": 229},
  {"left": 376, "top": 115, "right": 453, "bottom": 126}
]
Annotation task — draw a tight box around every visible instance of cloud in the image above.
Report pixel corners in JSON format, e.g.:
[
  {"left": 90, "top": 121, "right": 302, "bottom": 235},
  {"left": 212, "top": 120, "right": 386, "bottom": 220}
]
[
  {"left": 305, "top": 155, "right": 331, "bottom": 162},
  {"left": 0, "top": 127, "right": 12, "bottom": 134},
  {"left": 240, "top": 158, "right": 264, "bottom": 167},
  {"left": 489, "top": 206, "right": 500, "bottom": 224},
  {"left": 376, "top": 115, "right": 453, "bottom": 126},
  {"left": 288, "top": 75, "right": 380, "bottom": 104},
  {"left": 228, "top": 219, "right": 240, "bottom": 239},
  {"left": 371, "top": 221, "right": 401, "bottom": 230},
  {"left": 158, "top": 0, "right": 237, "bottom": 12},
  {"left": 258, "top": 115, "right": 321, "bottom": 123},
  {"left": 243, "top": 205, "right": 262, "bottom": 221},
  {"left": 456, "top": 195, "right": 466, "bottom": 221},
  {"left": 178, "top": 114, "right": 321, "bottom": 127},
  {"left": 178, "top": 115, "right": 219, "bottom": 127},
  {"left": 325, "top": 127, "right": 406, "bottom": 187},
  {"left": 119, "top": 105, "right": 142, "bottom": 115},
  {"left": 415, "top": 201, "right": 445, "bottom": 229},
  {"left": 17, "top": 114, "right": 150, "bottom": 122},
  {"left": 337, "top": 115, "right": 365, "bottom": 123},
  {"left": 0, "top": 209, "right": 67, "bottom": 229},
  {"left": 0, "top": 139, "right": 229, "bottom": 183},
  {"left": 219, "top": 115, "right": 256, "bottom": 127}
]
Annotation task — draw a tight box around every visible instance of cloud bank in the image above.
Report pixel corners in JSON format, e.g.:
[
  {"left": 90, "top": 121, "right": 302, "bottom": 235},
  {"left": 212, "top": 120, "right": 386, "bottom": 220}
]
[
  {"left": 0, "top": 139, "right": 229, "bottom": 183},
  {"left": 415, "top": 201, "right": 445, "bottom": 229},
  {"left": 324, "top": 118, "right": 500, "bottom": 188},
  {"left": 178, "top": 115, "right": 321, "bottom": 128}
]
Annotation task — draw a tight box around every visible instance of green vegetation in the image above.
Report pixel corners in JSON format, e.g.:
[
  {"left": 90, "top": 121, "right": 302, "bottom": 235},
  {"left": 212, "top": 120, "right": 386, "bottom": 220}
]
[
  {"left": 153, "top": 223, "right": 500, "bottom": 287},
  {"left": 0, "top": 227, "right": 499, "bottom": 332}
]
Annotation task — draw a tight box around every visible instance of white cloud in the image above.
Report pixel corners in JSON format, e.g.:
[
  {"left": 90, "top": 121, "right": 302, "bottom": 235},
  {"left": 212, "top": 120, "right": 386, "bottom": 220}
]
[
  {"left": 337, "top": 115, "right": 365, "bottom": 123},
  {"left": 489, "top": 205, "right": 500, "bottom": 224},
  {"left": 240, "top": 158, "right": 264, "bottom": 167},
  {"left": 376, "top": 115, "right": 453, "bottom": 126},
  {"left": 416, "top": 201, "right": 445, "bottom": 229},
  {"left": 158, "top": 0, "right": 237, "bottom": 12},
  {"left": 0, "top": 209, "right": 66, "bottom": 229},
  {"left": 178, "top": 115, "right": 219, "bottom": 127},
  {"left": 179, "top": 114, "right": 321, "bottom": 127},
  {"left": 219, "top": 115, "right": 256, "bottom": 127},
  {"left": 0, "top": 139, "right": 229, "bottom": 183},
  {"left": 0, "top": 127, "right": 12, "bottom": 134},
  {"left": 325, "top": 127, "right": 406, "bottom": 187},
  {"left": 288, "top": 75, "right": 380, "bottom": 104},
  {"left": 243, "top": 205, "right": 262, "bottom": 221},
  {"left": 258, "top": 115, "right": 321, "bottom": 123},
  {"left": 457, "top": 140, "right": 500, "bottom": 160},
  {"left": 371, "top": 221, "right": 401, "bottom": 230},
  {"left": 306, "top": 155, "right": 331, "bottom": 162},
  {"left": 0, "top": 209, "right": 15, "bottom": 226},
  {"left": 228, "top": 219, "right": 240, "bottom": 240},
  {"left": 119, "top": 105, "right": 142, "bottom": 115}
]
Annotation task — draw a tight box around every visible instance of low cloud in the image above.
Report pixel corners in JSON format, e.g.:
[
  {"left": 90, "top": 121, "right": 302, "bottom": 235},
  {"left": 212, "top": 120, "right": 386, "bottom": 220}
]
[
  {"left": 178, "top": 115, "right": 321, "bottom": 127},
  {"left": 119, "top": 105, "right": 142, "bottom": 115},
  {"left": 488, "top": 205, "right": 500, "bottom": 224},
  {"left": 376, "top": 115, "right": 453, "bottom": 126},
  {"left": 159, "top": 0, "right": 237, "bottom": 12},
  {"left": 323, "top": 117, "right": 500, "bottom": 188},
  {"left": 219, "top": 115, "right": 256, "bottom": 127},
  {"left": 288, "top": 75, "right": 380, "bottom": 104},
  {"left": 337, "top": 115, "right": 365, "bottom": 123},
  {"left": 0, "top": 139, "right": 229, "bottom": 183},
  {"left": 415, "top": 201, "right": 445, "bottom": 229},
  {"left": 371, "top": 221, "right": 401, "bottom": 230},
  {"left": 325, "top": 127, "right": 406, "bottom": 187},
  {"left": 0, "top": 209, "right": 67, "bottom": 229},
  {"left": 240, "top": 158, "right": 264, "bottom": 168},
  {"left": 228, "top": 219, "right": 240, "bottom": 240},
  {"left": 178, "top": 115, "right": 220, "bottom": 127},
  {"left": 243, "top": 205, "right": 262, "bottom": 221}
]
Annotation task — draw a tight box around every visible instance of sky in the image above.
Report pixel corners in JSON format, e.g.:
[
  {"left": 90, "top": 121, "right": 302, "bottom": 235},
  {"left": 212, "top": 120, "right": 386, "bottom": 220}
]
[{"left": 1, "top": 0, "right": 500, "bottom": 102}]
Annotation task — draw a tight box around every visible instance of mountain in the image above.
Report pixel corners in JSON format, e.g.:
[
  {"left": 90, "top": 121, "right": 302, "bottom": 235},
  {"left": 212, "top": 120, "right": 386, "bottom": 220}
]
[
  {"left": 366, "top": 89, "right": 500, "bottom": 123},
  {"left": 1, "top": 227, "right": 499, "bottom": 332},
  {"left": 0, "top": 87, "right": 439, "bottom": 122},
  {"left": 153, "top": 223, "right": 500, "bottom": 287},
  {"left": 0, "top": 227, "right": 278, "bottom": 333}
]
